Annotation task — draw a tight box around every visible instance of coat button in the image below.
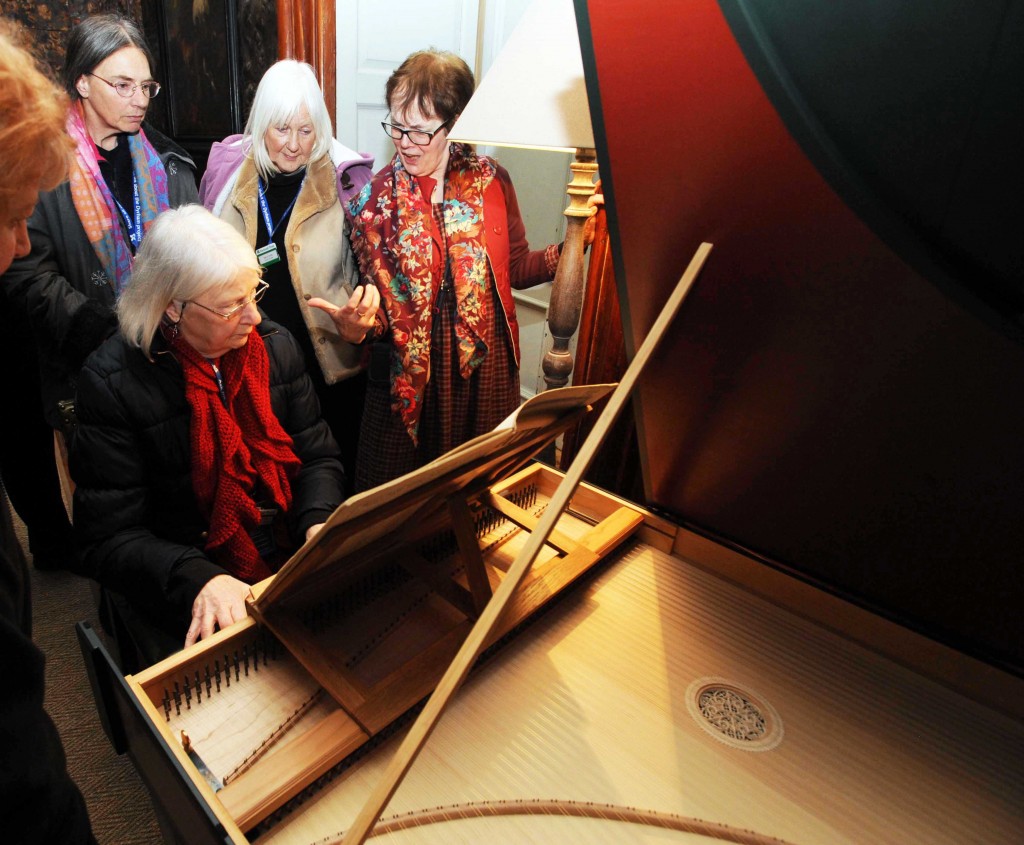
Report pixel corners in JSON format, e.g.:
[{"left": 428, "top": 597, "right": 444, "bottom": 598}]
[
  {"left": 200, "top": 531, "right": 209, "bottom": 539},
  {"left": 292, "top": 244, "right": 300, "bottom": 253}
]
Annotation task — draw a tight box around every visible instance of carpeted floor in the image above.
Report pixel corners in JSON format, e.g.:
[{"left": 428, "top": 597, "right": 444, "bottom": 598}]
[{"left": 18, "top": 514, "right": 163, "bottom": 843}]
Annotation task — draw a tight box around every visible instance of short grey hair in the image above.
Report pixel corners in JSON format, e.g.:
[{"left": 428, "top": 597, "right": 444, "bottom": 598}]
[
  {"left": 244, "top": 60, "right": 333, "bottom": 180},
  {"left": 63, "top": 14, "right": 154, "bottom": 100},
  {"left": 118, "top": 205, "right": 261, "bottom": 358}
]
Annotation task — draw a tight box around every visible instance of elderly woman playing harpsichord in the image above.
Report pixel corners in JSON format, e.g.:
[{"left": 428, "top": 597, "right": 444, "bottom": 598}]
[{"left": 72, "top": 205, "right": 345, "bottom": 667}]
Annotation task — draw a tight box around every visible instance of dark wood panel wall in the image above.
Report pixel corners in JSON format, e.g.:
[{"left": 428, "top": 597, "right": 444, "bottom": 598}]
[
  {"left": 2, "top": 0, "right": 142, "bottom": 80},
  {"left": 0, "top": 0, "right": 278, "bottom": 180},
  {"left": 141, "top": 0, "right": 277, "bottom": 177}
]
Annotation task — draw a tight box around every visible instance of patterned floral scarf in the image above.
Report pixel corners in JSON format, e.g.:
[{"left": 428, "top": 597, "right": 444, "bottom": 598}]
[
  {"left": 66, "top": 100, "right": 170, "bottom": 293},
  {"left": 349, "top": 143, "right": 496, "bottom": 444},
  {"left": 171, "top": 331, "right": 301, "bottom": 583}
]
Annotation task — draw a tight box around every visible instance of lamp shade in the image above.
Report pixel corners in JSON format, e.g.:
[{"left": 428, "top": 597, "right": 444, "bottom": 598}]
[{"left": 448, "top": 0, "right": 594, "bottom": 152}]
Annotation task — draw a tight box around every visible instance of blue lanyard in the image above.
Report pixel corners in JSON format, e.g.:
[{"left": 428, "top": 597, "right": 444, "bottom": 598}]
[
  {"left": 257, "top": 176, "right": 302, "bottom": 241},
  {"left": 112, "top": 170, "right": 142, "bottom": 249}
]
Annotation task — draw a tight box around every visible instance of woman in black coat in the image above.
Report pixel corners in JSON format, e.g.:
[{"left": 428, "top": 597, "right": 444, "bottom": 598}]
[
  {"left": 2, "top": 14, "right": 199, "bottom": 429},
  {"left": 72, "top": 205, "right": 346, "bottom": 666},
  {"left": 0, "top": 19, "right": 96, "bottom": 844}
]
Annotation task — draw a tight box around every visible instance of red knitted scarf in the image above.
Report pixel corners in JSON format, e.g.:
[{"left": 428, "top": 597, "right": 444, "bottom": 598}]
[{"left": 172, "top": 332, "right": 301, "bottom": 582}]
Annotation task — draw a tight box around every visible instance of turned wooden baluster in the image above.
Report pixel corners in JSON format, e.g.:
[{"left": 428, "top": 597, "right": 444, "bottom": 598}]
[{"left": 542, "top": 148, "right": 599, "bottom": 390}]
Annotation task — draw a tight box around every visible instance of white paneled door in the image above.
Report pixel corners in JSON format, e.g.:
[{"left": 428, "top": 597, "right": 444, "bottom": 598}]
[{"left": 335, "top": 0, "right": 481, "bottom": 167}]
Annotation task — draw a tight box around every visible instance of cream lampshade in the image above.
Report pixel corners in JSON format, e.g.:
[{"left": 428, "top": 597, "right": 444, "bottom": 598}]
[{"left": 448, "top": 0, "right": 598, "bottom": 390}]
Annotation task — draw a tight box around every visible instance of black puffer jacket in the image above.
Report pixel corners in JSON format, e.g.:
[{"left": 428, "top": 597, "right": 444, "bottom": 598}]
[
  {"left": 1, "top": 124, "right": 198, "bottom": 428},
  {"left": 71, "top": 321, "right": 345, "bottom": 646}
]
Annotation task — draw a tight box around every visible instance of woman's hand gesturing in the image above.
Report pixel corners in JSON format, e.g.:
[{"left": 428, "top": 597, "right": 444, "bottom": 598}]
[{"left": 307, "top": 284, "right": 381, "bottom": 344}]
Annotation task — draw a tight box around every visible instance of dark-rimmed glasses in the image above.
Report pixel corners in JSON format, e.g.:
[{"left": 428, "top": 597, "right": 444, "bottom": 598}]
[
  {"left": 88, "top": 72, "right": 161, "bottom": 99},
  {"left": 183, "top": 280, "right": 268, "bottom": 320},
  {"left": 381, "top": 116, "right": 453, "bottom": 146}
]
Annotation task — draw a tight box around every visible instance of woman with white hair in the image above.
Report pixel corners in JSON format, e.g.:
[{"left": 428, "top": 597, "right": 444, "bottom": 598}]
[
  {"left": 72, "top": 205, "right": 345, "bottom": 667},
  {"left": 201, "top": 60, "right": 376, "bottom": 487}
]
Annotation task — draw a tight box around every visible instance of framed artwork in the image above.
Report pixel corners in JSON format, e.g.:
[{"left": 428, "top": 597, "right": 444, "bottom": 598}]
[
  {"left": 142, "top": 0, "right": 277, "bottom": 175},
  {"left": 157, "top": 0, "right": 241, "bottom": 140}
]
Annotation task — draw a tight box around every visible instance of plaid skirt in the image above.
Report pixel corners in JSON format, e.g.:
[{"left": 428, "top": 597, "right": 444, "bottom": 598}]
[{"left": 354, "top": 284, "right": 520, "bottom": 492}]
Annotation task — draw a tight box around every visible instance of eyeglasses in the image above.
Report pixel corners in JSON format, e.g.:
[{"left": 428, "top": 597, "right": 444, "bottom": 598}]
[
  {"left": 381, "top": 116, "right": 453, "bottom": 146},
  {"left": 88, "top": 72, "right": 161, "bottom": 99},
  {"left": 183, "top": 280, "right": 268, "bottom": 320}
]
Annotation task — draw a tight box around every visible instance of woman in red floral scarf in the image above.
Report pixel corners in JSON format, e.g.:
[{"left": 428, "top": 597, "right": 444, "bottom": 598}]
[{"left": 316, "top": 50, "right": 563, "bottom": 492}]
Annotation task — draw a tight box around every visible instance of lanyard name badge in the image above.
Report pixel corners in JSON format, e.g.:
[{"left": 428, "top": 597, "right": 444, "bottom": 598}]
[
  {"left": 256, "top": 176, "right": 301, "bottom": 268},
  {"left": 112, "top": 171, "right": 143, "bottom": 251}
]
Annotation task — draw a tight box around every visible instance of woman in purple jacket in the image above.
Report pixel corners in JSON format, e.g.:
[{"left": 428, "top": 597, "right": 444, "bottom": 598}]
[{"left": 200, "top": 60, "right": 374, "bottom": 487}]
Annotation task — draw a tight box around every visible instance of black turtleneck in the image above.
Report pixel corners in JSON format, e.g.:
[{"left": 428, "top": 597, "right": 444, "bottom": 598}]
[
  {"left": 96, "top": 135, "right": 139, "bottom": 253},
  {"left": 96, "top": 135, "right": 134, "bottom": 214},
  {"left": 256, "top": 167, "right": 323, "bottom": 387}
]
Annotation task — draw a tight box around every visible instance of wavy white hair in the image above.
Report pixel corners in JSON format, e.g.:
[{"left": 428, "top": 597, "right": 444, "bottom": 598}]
[
  {"left": 117, "top": 205, "right": 260, "bottom": 357},
  {"left": 244, "top": 59, "right": 333, "bottom": 179}
]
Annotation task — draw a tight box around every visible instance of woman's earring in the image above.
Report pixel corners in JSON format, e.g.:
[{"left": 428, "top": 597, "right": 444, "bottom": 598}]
[{"left": 169, "top": 319, "right": 180, "bottom": 339}]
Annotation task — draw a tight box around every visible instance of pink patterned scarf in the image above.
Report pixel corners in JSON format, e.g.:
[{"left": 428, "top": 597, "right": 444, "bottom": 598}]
[{"left": 65, "top": 100, "right": 170, "bottom": 293}]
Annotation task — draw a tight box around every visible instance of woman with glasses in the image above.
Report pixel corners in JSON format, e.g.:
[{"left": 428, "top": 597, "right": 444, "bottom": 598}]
[
  {"left": 71, "top": 205, "right": 345, "bottom": 667},
  {"left": 339, "top": 49, "right": 563, "bottom": 492},
  {"left": 2, "top": 14, "right": 198, "bottom": 433},
  {"left": 201, "top": 60, "right": 374, "bottom": 491}
]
